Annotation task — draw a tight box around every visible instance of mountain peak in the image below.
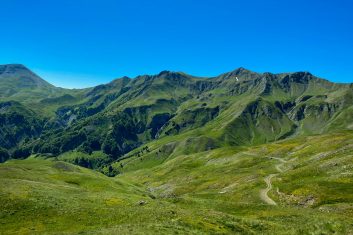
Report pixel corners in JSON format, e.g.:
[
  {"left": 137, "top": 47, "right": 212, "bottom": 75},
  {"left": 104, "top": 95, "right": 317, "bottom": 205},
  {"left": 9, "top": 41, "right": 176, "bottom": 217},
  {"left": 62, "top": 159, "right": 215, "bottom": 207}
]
[
  {"left": 277, "top": 71, "right": 313, "bottom": 77},
  {"left": 156, "top": 70, "right": 189, "bottom": 79},
  {"left": 225, "top": 67, "right": 252, "bottom": 74},
  {"left": 292, "top": 71, "right": 313, "bottom": 77},
  {"left": 158, "top": 70, "right": 172, "bottom": 76},
  {"left": 1, "top": 63, "right": 26, "bottom": 68},
  {"left": 218, "top": 67, "right": 261, "bottom": 81},
  {"left": 232, "top": 67, "right": 251, "bottom": 73},
  {"left": 157, "top": 70, "right": 184, "bottom": 76},
  {"left": 0, "top": 64, "right": 54, "bottom": 91},
  {"left": 0, "top": 64, "right": 30, "bottom": 75}
]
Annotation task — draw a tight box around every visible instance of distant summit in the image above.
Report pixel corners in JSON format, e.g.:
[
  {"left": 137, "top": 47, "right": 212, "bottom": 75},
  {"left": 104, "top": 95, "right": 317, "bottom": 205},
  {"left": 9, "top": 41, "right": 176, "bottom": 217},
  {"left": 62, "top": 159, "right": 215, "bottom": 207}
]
[
  {"left": 0, "top": 64, "right": 28, "bottom": 74},
  {"left": 218, "top": 67, "right": 261, "bottom": 81},
  {"left": 0, "top": 64, "right": 53, "bottom": 89},
  {"left": 0, "top": 64, "right": 57, "bottom": 99}
]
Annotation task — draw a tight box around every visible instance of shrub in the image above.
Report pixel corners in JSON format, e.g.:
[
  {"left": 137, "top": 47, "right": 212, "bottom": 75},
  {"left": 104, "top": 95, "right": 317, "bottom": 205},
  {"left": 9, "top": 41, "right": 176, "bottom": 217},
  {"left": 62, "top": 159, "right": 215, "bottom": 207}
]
[
  {"left": 0, "top": 147, "right": 9, "bottom": 163},
  {"left": 12, "top": 148, "right": 31, "bottom": 159}
]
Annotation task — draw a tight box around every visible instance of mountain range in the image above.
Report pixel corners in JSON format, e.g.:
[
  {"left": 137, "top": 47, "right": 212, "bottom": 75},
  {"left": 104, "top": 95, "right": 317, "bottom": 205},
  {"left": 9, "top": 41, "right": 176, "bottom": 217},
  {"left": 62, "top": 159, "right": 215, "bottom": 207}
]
[
  {"left": 1, "top": 64, "right": 353, "bottom": 234},
  {"left": 1, "top": 64, "right": 352, "bottom": 165}
]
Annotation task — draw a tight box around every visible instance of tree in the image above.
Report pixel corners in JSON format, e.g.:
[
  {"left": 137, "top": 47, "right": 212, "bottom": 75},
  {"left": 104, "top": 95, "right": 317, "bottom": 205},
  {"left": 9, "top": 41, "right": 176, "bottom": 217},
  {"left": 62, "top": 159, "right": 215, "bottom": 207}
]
[
  {"left": 89, "top": 138, "right": 101, "bottom": 151},
  {"left": 60, "top": 131, "right": 87, "bottom": 152},
  {"left": 12, "top": 148, "right": 31, "bottom": 159},
  {"left": 0, "top": 147, "right": 9, "bottom": 163},
  {"left": 78, "top": 141, "right": 93, "bottom": 155},
  {"left": 102, "top": 135, "right": 122, "bottom": 159}
]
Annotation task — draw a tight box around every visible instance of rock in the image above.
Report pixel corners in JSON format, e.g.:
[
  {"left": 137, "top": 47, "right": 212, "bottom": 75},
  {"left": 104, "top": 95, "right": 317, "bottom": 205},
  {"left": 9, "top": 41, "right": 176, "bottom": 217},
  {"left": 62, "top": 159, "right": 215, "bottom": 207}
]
[{"left": 138, "top": 200, "right": 147, "bottom": 206}]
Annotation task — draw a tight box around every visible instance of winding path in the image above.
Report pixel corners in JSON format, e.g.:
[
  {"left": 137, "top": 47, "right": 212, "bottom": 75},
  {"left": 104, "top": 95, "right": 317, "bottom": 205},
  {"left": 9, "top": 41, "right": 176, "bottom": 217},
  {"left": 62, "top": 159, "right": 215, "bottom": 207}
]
[
  {"left": 260, "top": 174, "right": 277, "bottom": 205},
  {"left": 260, "top": 157, "right": 289, "bottom": 205}
]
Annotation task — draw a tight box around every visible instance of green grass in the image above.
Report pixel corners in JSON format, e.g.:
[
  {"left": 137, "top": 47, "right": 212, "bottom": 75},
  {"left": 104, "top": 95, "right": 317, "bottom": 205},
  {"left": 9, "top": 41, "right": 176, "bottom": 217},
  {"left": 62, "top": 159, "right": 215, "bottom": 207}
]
[
  {"left": 1, "top": 131, "right": 353, "bottom": 234},
  {"left": 1, "top": 66, "right": 353, "bottom": 234}
]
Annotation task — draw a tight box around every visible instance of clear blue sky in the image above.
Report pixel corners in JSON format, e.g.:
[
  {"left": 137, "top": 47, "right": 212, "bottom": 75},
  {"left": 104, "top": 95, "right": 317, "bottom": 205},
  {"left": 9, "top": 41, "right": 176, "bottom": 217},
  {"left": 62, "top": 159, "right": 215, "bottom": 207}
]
[{"left": 0, "top": 0, "right": 352, "bottom": 88}]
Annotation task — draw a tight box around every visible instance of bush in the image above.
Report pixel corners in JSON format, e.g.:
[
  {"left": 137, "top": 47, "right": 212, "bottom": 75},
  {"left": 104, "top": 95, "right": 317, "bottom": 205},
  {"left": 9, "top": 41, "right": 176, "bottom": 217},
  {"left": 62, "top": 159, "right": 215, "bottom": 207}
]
[
  {"left": 12, "top": 148, "right": 31, "bottom": 159},
  {"left": 77, "top": 142, "right": 93, "bottom": 155},
  {"left": 101, "top": 165, "right": 120, "bottom": 177},
  {"left": 0, "top": 147, "right": 9, "bottom": 163},
  {"left": 60, "top": 131, "right": 87, "bottom": 152}
]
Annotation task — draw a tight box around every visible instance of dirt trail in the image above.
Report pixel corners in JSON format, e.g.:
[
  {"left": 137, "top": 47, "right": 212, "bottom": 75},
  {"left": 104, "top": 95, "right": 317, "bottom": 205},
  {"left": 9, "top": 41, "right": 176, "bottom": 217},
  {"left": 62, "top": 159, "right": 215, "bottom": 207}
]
[
  {"left": 260, "top": 174, "right": 277, "bottom": 205},
  {"left": 260, "top": 157, "right": 289, "bottom": 205}
]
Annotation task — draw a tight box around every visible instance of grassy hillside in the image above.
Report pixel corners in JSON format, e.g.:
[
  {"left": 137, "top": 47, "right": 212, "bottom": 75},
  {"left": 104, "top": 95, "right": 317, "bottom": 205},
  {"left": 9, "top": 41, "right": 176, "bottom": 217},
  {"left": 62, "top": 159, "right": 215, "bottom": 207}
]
[
  {"left": 1, "top": 131, "right": 353, "bottom": 234},
  {"left": 1, "top": 64, "right": 353, "bottom": 233},
  {"left": 116, "top": 130, "right": 353, "bottom": 234},
  {"left": 1, "top": 65, "right": 353, "bottom": 165},
  {"left": 0, "top": 64, "right": 88, "bottom": 117}
]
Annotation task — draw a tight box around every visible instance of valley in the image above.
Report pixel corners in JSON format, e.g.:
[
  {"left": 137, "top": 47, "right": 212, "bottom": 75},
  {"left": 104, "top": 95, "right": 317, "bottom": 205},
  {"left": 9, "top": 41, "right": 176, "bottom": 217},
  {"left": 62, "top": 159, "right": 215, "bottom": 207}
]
[
  {"left": 1, "top": 131, "right": 353, "bottom": 234},
  {"left": 1, "top": 64, "right": 353, "bottom": 234}
]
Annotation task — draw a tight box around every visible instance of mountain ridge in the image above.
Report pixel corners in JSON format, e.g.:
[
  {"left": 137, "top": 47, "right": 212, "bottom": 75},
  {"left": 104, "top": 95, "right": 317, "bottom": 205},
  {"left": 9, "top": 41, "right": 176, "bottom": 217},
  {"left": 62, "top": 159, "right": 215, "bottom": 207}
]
[
  {"left": 0, "top": 64, "right": 352, "bottom": 171},
  {"left": 1, "top": 64, "right": 353, "bottom": 233},
  {"left": 2, "top": 63, "right": 352, "bottom": 90}
]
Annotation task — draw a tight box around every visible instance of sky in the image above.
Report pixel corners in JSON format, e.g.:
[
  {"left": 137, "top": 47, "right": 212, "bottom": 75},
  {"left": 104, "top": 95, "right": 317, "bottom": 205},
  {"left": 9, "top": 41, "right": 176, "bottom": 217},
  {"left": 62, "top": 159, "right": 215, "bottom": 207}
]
[{"left": 0, "top": 0, "right": 352, "bottom": 88}]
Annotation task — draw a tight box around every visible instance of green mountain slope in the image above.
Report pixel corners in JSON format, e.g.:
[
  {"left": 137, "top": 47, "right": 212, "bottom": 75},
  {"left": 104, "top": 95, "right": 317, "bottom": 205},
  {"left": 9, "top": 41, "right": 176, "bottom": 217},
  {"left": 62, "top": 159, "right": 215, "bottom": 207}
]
[
  {"left": 0, "top": 64, "right": 54, "bottom": 95},
  {"left": 1, "top": 64, "right": 353, "bottom": 234},
  {"left": 0, "top": 101, "right": 44, "bottom": 152},
  {"left": 0, "top": 64, "right": 352, "bottom": 169},
  {"left": 1, "top": 131, "right": 352, "bottom": 234},
  {"left": 0, "top": 64, "right": 88, "bottom": 116}
]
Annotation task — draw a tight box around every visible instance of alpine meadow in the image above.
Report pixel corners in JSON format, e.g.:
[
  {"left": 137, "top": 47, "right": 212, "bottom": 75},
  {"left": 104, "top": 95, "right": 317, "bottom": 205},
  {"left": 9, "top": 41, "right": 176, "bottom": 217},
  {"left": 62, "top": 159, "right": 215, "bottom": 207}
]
[
  {"left": 1, "top": 64, "right": 353, "bottom": 234},
  {"left": 1, "top": 0, "right": 353, "bottom": 234}
]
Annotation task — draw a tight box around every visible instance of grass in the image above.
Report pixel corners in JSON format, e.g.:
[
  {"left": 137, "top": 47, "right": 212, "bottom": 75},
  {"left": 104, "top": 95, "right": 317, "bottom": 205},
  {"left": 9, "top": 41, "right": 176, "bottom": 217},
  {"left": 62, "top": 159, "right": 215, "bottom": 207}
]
[
  {"left": 1, "top": 68, "right": 353, "bottom": 233},
  {"left": 1, "top": 131, "right": 353, "bottom": 234}
]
